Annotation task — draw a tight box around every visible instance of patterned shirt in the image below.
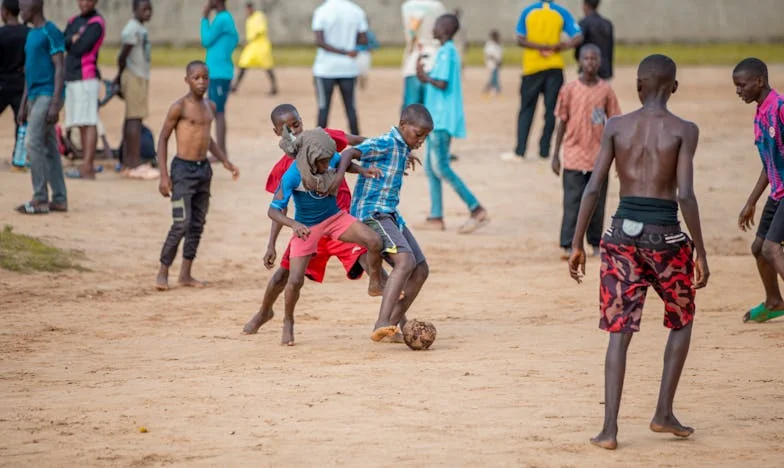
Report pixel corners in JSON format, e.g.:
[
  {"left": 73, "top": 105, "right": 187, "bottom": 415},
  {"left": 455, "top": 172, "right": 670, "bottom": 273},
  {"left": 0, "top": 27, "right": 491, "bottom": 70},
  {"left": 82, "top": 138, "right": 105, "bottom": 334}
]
[
  {"left": 350, "top": 127, "right": 410, "bottom": 223},
  {"left": 555, "top": 78, "right": 621, "bottom": 172},
  {"left": 755, "top": 88, "right": 784, "bottom": 201}
]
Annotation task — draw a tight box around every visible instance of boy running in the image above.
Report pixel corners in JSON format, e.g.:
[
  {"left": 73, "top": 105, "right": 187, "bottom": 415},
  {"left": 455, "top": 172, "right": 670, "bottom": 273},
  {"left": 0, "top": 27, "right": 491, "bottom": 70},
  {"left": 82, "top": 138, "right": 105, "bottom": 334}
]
[
  {"left": 334, "top": 104, "right": 434, "bottom": 341},
  {"left": 416, "top": 13, "right": 488, "bottom": 233},
  {"left": 267, "top": 128, "right": 385, "bottom": 346},
  {"left": 155, "top": 61, "right": 240, "bottom": 291},
  {"left": 568, "top": 54, "right": 709, "bottom": 450},
  {"left": 242, "top": 104, "right": 373, "bottom": 335},
  {"left": 15, "top": 0, "right": 67, "bottom": 215},
  {"left": 552, "top": 43, "right": 621, "bottom": 259},
  {"left": 734, "top": 58, "right": 784, "bottom": 323}
]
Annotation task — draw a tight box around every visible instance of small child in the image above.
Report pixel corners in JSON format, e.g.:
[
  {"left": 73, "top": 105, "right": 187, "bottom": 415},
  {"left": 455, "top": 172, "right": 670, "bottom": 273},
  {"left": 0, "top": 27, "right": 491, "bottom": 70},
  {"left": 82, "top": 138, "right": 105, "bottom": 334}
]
[
  {"left": 416, "top": 13, "right": 488, "bottom": 233},
  {"left": 15, "top": 0, "right": 67, "bottom": 215},
  {"left": 356, "top": 28, "right": 379, "bottom": 91},
  {"left": 155, "top": 60, "right": 240, "bottom": 291},
  {"left": 334, "top": 103, "right": 434, "bottom": 342},
  {"left": 242, "top": 104, "right": 376, "bottom": 335},
  {"left": 268, "top": 128, "right": 385, "bottom": 346},
  {"left": 551, "top": 43, "right": 621, "bottom": 259},
  {"left": 483, "top": 29, "right": 502, "bottom": 95},
  {"left": 734, "top": 58, "right": 784, "bottom": 323}
]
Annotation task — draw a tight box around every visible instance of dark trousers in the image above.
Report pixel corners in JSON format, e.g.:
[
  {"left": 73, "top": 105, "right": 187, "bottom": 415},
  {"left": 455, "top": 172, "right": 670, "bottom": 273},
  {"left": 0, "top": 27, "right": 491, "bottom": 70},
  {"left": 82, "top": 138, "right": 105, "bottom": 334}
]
[
  {"left": 0, "top": 90, "right": 23, "bottom": 159},
  {"left": 160, "top": 157, "right": 212, "bottom": 266},
  {"left": 515, "top": 69, "right": 564, "bottom": 157},
  {"left": 560, "top": 169, "right": 608, "bottom": 248},
  {"left": 315, "top": 76, "right": 359, "bottom": 135}
]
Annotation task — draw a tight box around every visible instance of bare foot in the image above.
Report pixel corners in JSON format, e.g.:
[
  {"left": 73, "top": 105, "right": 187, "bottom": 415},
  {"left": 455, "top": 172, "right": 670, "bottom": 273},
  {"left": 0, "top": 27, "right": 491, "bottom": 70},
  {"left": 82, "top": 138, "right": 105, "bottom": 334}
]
[
  {"left": 281, "top": 320, "right": 295, "bottom": 346},
  {"left": 650, "top": 417, "right": 694, "bottom": 438},
  {"left": 178, "top": 277, "right": 208, "bottom": 288},
  {"left": 155, "top": 268, "right": 169, "bottom": 291},
  {"left": 590, "top": 431, "right": 618, "bottom": 450},
  {"left": 242, "top": 309, "right": 274, "bottom": 334},
  {"left": 370, "top": 325, "right": 397, "bottom": 342}
]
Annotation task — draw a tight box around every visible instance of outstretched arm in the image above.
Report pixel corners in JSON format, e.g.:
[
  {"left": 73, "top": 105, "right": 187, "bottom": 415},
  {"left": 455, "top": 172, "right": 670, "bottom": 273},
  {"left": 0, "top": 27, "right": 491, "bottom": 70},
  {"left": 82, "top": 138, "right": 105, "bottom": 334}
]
[
  {"left": 676, "top": 122, "right": 709, "bottom": 288},
  {"left": 157, "top": 101, "right": 183, "bottom": 197}
]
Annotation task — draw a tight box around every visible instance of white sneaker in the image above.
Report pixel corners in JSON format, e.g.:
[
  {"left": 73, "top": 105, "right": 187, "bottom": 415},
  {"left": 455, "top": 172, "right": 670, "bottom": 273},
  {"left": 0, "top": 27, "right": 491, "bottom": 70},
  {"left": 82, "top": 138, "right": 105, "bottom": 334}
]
[{"left": 500, "top": 152, "right": 522, "bottom": 162}]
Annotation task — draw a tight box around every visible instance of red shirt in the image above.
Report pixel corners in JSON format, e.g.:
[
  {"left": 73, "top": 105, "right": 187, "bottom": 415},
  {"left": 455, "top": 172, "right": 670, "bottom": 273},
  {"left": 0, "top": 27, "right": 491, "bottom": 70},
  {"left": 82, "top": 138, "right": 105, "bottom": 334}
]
[{"left": 265, "top": 128, "right": 352, "bottom": 210}]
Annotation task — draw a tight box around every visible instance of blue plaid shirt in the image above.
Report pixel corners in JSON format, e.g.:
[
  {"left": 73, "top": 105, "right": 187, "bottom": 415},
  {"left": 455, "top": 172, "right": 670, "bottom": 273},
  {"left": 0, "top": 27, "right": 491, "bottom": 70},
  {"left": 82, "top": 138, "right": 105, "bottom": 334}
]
[{"left": 350, "top": 127, "right": 410, "bottom": 224}]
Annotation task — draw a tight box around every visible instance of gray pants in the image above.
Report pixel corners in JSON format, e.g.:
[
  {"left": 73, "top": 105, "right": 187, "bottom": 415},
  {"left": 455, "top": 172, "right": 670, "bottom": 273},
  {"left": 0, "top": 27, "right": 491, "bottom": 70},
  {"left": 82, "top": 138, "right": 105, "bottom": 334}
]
[
  {"left": 26, "top": 95, "right": 67, "bottom": 205},
  {"left": 560, "top": 169, "right": 608, "bottom": 248}
]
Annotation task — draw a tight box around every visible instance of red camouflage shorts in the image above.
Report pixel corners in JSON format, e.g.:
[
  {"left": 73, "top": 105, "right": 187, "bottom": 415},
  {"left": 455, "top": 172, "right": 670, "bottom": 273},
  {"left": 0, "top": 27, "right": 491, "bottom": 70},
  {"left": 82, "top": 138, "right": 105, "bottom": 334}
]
[{"left": 599, "top": 219, "right": 695, "bottom": 333}]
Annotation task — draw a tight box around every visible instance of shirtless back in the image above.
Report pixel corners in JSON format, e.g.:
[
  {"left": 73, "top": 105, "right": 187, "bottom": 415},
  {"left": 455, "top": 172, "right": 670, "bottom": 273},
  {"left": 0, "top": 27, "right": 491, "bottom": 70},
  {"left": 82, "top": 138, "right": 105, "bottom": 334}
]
[{"left": 568, "top": 54, "right": 708, "bottom": 451}]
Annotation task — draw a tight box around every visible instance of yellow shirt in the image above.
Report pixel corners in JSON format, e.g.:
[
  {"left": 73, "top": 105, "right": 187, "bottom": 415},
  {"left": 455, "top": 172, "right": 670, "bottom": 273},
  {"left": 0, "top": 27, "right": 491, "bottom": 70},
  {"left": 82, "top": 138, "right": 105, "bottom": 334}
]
[{"left": 516, "top": 1, "right": 581, "bottom": 76}]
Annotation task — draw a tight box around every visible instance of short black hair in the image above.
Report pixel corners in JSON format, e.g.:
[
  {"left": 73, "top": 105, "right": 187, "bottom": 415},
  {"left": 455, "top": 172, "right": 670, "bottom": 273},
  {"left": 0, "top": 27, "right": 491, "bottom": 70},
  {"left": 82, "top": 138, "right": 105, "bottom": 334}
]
[
  {"left": 401, "top": 104, "right": 433, "bottom": 128},
  {"left": 638, "top": 54, "right": 677, "bottom": 85},
  {"left": 133, "top": 0, "right": 150, "bottom": 11},
  {"left": 585, "top": 0, "right": 600, "bottom": 9},
  {"left": 734, "top": 57, "right": 768, "bottom": 81},
  {"left": 186, "top": 60, "right": 207, "bottom": 75},
  {"left": 437, "top": 13, "right": 460, "bottom": 37},
  {"left": 2, "top": 0, "right": 20, "bottom": 16},
  {"left": 246, "top": 1, "right": 254, "bottom": 8},
  {"left": 579, "top": 43, "right": 601, "bottom": 58},
  {"left": 270, "top": 104, "right": 299, "bottom": 125}
]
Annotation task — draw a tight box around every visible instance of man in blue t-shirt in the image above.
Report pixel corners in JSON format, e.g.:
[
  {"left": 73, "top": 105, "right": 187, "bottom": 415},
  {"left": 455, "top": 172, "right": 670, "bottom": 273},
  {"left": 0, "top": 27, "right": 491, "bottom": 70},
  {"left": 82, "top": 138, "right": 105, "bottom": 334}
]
[
  {"left": 268, "top": 128, "right": 384, "bottom": 346},
  {"left": 200, "top": 0, "right": 238, "bottom": 158},
  {"left": 15, "top": 0, "right": 67, "bottom": 215},
  {"left": 416, "top": 14, "right": 488, "bottom": 234}
]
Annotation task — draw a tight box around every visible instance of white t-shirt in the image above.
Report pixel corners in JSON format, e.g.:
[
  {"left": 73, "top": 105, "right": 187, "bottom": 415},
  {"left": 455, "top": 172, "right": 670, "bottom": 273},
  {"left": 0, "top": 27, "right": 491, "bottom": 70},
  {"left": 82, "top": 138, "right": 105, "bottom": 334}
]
[
  {"left": 312, "top": 0, "right": 368, "bottom": 78},
  {"left": 484, "top": 40, "right": 502, "bottom": 70},
  {"left": 401, "top": 0, "right": 446, "bottom": 77},
  {"left": 121, "top": 18, "right": 151, "bottom": 79}
]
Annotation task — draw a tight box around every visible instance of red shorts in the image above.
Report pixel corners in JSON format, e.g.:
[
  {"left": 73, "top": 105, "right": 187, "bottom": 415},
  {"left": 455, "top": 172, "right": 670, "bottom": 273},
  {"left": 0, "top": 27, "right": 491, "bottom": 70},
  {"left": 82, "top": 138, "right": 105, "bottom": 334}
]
[{"left": 282, "top": 212, "right": 365, "bottom": 283}]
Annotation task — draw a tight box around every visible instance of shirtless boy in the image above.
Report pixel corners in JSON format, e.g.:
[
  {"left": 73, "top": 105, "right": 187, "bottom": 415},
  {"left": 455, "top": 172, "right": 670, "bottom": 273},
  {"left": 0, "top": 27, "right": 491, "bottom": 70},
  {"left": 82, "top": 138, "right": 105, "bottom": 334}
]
[
  {"left": 334, "top": 104, "right": 434, "bottom": 341},
  {"left": 243, "top": 104, "right": 378, "bottom": 335},
  {"left": 568, "top": 54, "right": 709, "bottom": 450},
  {"left": 155, "top": 60, "right": 239, "bottom": 290},
  {"left": 734, "top": 58, "right": 784, "bottom": 323},
  {"left": 268, "top": 128, "right": 384, "bottom": 346}
]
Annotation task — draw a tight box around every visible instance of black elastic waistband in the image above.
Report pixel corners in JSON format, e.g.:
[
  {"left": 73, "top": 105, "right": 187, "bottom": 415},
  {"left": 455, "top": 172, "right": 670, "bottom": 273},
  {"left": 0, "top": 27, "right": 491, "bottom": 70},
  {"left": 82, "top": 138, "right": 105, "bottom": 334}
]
[
  {"left": 614, "top": 196, "right": 678, "bottom": 226},
  {"left": 174, "top": 157, "right": 208, "bottom": 166}
]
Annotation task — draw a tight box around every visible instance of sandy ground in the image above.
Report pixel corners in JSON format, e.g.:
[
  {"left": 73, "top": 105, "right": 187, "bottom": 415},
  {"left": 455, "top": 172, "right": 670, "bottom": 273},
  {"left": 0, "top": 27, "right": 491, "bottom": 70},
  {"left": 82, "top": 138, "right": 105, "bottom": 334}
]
[{"left": 1, "top": 64, "right": 783, "bottom": 467}]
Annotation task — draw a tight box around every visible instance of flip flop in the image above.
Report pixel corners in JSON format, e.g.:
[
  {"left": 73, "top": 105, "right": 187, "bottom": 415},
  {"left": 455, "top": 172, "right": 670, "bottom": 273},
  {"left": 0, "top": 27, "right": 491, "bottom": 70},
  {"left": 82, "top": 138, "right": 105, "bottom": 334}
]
[
  {"left": 743, "top": 303, "right": 784, "bottom": 323},
  {"left": 65, "top": 165, "right": 103, "bottom": 179},
  {"left": 15, "top": 201, "right": 49, "bottom": 215}
]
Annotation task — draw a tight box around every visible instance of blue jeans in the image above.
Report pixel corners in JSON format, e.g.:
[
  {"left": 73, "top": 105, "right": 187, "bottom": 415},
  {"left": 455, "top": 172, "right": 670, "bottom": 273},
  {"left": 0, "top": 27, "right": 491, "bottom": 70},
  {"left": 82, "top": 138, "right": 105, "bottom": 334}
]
[
  {"left": 26, "top": 95, "right": 67, "bottom": 204},
  {"left": 484, "top": 68, "right": 500, "bottom": 93},
  {"left": 425, "top": 130, "right": 479, "bottom": 219},
  {"left": 402, "top": 75, "right": 426, "bottom": 109}
]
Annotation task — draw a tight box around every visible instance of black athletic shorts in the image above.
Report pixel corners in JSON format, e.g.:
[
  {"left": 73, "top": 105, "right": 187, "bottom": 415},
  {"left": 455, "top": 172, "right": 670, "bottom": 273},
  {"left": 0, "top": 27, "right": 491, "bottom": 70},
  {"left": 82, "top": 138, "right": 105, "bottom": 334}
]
[{"left": 756, "top": 197, "right": 784, "bottom": 244}]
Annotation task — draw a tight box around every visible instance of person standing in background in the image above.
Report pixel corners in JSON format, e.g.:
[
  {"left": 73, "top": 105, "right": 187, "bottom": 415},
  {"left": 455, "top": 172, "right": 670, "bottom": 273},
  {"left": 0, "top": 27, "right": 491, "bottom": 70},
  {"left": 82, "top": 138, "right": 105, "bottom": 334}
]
[
  {"left": 575, "top": 0, "right": 614, "bottom": 80},
  {"left": 232, "top": 1, "right": 277, "bottom": 96},
  {"left": 0, "top": 0, "right": 29, "bottom": 171},
  {"left": 400, "top": 0, "right": 445, "bottom": 108}
]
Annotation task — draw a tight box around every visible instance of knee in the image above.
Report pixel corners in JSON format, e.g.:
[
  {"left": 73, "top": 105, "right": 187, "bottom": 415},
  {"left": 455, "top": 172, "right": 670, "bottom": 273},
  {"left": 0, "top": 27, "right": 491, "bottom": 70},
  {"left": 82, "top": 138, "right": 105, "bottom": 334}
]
[
  {"left": 761, "top": 240, "right": 781, "bottom": 262},
  {"left": 169, "top": 220, "right": 187, "bottom": 237},
  {"left": 413, "top": 261, "right": 429, "bottom": 283},
  {"left": 271, "top": 268, "right": 289, "bottom": 287},
  {"left": 751, "top": 238, "right": 764, "bottom": 258},
  {"left": 395, "top": 253, "right": 417, "bottom": 276},
  {"left": 285, "top": 275, "right": 305, "bottom": 292}
]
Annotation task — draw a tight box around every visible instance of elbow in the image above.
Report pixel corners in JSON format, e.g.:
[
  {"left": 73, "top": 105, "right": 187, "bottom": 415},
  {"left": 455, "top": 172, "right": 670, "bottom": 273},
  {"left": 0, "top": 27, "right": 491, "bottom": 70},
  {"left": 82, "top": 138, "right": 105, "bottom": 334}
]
[{"left": 677, "top": 190, "right": 697, "bottom": 205}]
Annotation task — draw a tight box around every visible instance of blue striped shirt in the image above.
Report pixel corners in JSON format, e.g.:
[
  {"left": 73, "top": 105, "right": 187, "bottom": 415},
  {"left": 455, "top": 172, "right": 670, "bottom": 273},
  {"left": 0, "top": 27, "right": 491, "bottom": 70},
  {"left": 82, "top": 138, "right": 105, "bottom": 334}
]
[{"left": 350, "top": 127, "right": 410, "bottom": 224}]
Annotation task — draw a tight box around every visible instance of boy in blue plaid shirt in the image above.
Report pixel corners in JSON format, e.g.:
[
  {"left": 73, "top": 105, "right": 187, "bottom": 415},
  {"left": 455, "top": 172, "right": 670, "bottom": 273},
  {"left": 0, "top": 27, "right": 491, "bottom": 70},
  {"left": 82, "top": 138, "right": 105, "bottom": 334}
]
[{"left": 333, "top": 104, "right": 434, "bottom": 341}]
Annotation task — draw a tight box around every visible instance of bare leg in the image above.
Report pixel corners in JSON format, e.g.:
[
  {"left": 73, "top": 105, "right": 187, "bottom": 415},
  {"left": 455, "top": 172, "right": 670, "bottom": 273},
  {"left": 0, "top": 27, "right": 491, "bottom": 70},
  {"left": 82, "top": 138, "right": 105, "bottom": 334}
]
[
  {"left": 122, "top": 118, "right": 142, "bottom": 169},
  {"left": 650, "top": 322, "right": 694, "bottom": 437},
  {"left": 155, "top": 263, "right": 170, "bottom": 291},
  {"left": 231, "top": 68, "right": 246, "bottom": 93},
  {"left": 744, "top": 238, "right": 784, "bottom": 321},
  {"left": 591, "top": 332, "right": 633, "bottom": 450},
  {"left": 373, "top": 252, "right": 416, "bottom": 341},
  {"left": 80, "top": 125, "right": 98, "bottom": 177},
  {"left": 266, "top": 69, "right": 278, "bottom": 96},
  {"left": 178, "top": 259, "right": 207, "bottom": 288},
  {"left": 243, "top": 267, "right": 289, "bottom": 334},
  {"left": 388, "top": 261, "right": 429, "bottom": 326},
  {"left": 338, "top": 222, "right": 384, "bottom": 296},
  {"left": 282, "top": 256, "right": 310, "bottom": 346},
  {"left": 215, "top": 112, "right": 227, "bottom": 157}
]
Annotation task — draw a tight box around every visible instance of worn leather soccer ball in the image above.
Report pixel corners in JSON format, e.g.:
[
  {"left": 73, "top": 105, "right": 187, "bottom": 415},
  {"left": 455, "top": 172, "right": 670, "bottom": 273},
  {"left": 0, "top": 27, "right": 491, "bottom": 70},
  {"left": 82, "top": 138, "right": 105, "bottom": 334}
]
[{"left": 402, "top": 319, "right": 437, "bottom": 350}]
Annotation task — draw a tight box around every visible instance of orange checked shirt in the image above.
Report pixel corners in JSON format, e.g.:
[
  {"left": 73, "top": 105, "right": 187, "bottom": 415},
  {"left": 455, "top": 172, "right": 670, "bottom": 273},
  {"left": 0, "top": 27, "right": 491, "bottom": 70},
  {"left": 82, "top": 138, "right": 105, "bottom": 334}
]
[{"left": 555, "top": 79, "right": 621, "bottom": 172}]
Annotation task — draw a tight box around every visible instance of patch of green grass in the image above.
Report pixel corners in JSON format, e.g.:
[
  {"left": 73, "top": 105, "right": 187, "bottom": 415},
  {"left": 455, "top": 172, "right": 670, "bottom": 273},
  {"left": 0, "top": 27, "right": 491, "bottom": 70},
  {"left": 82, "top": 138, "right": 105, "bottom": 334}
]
[
  {"left": 0, "top": 225, "right": 87, "bottom": 274},
  {"left": 97, "top": 43, "right": 784, "bottom": 69}
]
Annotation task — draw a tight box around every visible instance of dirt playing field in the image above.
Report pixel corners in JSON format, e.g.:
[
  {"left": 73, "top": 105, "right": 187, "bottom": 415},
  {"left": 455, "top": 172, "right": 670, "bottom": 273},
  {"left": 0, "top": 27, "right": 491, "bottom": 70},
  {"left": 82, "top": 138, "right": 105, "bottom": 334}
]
[{"left": 1, "top": 64, "right": 783, "bottom": 467}]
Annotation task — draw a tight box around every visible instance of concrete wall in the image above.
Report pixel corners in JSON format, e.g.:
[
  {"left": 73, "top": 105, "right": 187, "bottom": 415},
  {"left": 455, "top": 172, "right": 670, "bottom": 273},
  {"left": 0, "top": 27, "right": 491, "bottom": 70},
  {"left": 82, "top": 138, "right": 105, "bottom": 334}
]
[{"left": 42, "top": 0, "right": 784, "bottom": 46}]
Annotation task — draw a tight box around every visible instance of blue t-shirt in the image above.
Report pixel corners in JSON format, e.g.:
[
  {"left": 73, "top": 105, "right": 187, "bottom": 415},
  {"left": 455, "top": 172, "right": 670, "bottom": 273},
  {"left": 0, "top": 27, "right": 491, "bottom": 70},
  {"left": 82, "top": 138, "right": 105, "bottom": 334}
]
[
  {"left": 24, "top": 21, "right": 65, "bottom": 99},
  {"left": 200, "top": 10, "right": 239, "bottom": 80},
  {"left": 270, "top": 153, "right": 342, "bottom": 226},
  {"left": 424, "top": 40, "right": 466, "bottom": 138}
]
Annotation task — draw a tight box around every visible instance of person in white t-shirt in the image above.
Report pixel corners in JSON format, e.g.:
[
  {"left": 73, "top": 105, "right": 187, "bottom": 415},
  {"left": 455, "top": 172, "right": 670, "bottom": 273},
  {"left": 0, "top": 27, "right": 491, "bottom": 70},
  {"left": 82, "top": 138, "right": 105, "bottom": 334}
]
[
  {"left": 400, "top": 0, "right": 445, "bottom": 109},
  {"left": 311, "top": 0, "right": 367, "bottom": 135},
  {"left": 483, "top": 29, "right": 503, "bottom": 95}
]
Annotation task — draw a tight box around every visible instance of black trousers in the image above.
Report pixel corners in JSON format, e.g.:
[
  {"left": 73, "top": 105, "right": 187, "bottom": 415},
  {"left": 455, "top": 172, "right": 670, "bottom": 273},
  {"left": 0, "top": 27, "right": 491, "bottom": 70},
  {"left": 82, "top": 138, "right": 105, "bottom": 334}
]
[
  {"left": 0, "top": 90, "right": 23, "bottom": 158},
  {"left": 515, "top": 69, "right": 564, "bottom": 157},
  {"left": 160, "top": 158, "right": 212, "bottom": 266},
  {"left": 560, "top": 169, "right": 608, "bottom": 248},
  {"left": 315, "top": 77, "right": 359, "bottom": 135}
]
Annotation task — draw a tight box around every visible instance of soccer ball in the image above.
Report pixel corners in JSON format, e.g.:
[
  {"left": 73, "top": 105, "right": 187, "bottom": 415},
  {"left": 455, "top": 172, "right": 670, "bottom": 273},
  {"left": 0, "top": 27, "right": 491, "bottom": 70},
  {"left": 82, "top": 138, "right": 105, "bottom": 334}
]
[{"left": 402, "top": 319, "right": 437, "bottom": 350}]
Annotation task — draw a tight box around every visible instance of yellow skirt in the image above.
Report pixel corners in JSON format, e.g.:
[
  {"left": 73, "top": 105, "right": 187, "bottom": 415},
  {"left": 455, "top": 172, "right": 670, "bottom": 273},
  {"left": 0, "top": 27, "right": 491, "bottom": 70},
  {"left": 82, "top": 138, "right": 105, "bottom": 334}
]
[{"left": 238, "top": 39, "right": 274, "bottom": 69}]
